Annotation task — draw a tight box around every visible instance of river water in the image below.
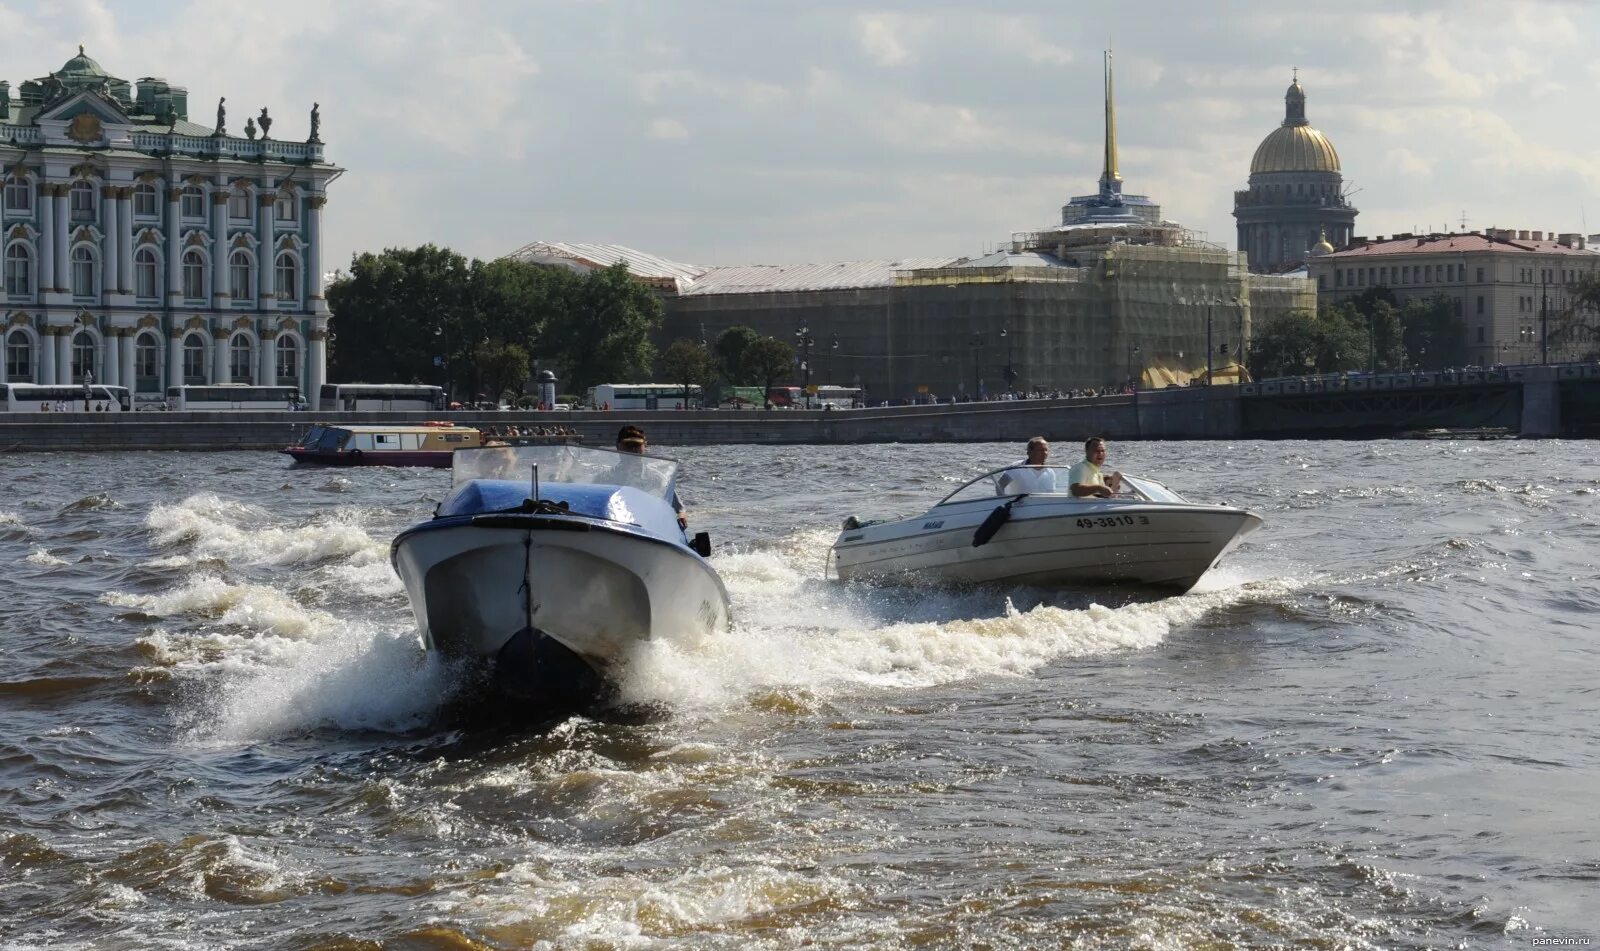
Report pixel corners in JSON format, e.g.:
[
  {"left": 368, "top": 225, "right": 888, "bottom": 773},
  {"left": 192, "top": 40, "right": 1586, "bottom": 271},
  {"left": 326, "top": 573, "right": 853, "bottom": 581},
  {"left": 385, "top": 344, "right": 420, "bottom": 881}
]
[{"left": 1, "top": 440, "right": 1596, "bottom": 949}]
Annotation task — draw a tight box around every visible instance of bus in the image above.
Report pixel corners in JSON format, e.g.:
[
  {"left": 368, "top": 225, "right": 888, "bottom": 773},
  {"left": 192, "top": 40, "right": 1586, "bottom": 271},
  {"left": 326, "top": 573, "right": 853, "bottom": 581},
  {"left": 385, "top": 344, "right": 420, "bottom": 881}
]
[
  {"left": 318, "top": 383, "right": 445, "bottom": 412},
  {"left": 166, "top": 385, "right": 303, "bottom": 411},
  {"left": 1, "top": 383, "right": 130, "bottom": 412},
  {"left": 814, "top": 385, "right": 863, "bottom": 409},
  {"left": 588, "top": 383, "right": 702, "bottom": 410},
  {"left": 764, "top": 386, "right": 803, "bottom": 408}
]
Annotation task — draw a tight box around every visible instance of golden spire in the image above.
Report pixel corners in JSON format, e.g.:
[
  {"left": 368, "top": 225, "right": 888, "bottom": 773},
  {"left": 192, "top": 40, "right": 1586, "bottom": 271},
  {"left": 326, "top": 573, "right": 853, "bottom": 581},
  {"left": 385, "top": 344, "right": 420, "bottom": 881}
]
[{"left": 1101, "top": 49, "right": 1121, "bottom": 186}]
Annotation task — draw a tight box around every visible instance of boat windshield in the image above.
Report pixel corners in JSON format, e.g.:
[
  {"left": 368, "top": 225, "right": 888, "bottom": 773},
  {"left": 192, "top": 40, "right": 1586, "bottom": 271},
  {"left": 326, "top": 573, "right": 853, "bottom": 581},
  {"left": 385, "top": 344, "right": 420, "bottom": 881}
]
[
  {"left": 936, "top": 466, "right": 1184, "bottom": 506},
  {"left": 452, "top": 443, "right": 679, "bottom": 501}
]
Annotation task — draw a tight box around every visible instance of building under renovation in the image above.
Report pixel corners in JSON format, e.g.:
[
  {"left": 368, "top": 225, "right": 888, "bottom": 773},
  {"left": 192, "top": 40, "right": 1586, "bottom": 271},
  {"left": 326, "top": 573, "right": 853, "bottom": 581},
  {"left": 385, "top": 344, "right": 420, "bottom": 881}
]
[{"left": 510, "top": 53, "right": 1314, "bottom": 401}]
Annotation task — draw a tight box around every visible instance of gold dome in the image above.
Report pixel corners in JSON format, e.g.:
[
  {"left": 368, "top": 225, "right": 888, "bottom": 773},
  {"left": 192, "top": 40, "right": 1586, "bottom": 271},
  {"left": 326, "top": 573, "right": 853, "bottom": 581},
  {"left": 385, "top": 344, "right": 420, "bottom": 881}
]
[{"left": 1251, "top": 124, "right": 1341, "bottom": 174}]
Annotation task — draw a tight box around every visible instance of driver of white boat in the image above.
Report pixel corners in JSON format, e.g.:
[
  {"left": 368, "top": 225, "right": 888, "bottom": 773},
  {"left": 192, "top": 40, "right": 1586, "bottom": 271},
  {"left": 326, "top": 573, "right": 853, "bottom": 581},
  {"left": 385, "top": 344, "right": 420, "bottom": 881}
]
[
  {"left": 1067, "top": 436, "right": 1124, "bottom": 499},
  {"left": 616, "top": 425, "right": 688, "bottom": 531},
  {"left": 995, "top": 436, "right": 1057, "bottom": 495}
]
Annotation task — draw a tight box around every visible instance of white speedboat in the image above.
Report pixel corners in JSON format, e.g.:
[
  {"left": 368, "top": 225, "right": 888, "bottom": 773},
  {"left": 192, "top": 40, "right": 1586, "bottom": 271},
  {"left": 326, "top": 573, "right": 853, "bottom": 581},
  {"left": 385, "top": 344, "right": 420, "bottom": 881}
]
[
  {"left": 391, "top": 444, "right": 729, "bottom": 711},
  {"left": 830, "top": 467, "right": 1262, "bottom": 593}
]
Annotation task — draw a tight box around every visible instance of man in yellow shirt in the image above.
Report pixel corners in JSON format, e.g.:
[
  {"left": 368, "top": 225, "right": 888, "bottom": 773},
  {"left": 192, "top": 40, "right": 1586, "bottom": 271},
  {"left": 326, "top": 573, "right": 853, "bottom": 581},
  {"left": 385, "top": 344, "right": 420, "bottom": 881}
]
[{"left": 1066, "top": 436, "right": 1124, "bottom": 498}]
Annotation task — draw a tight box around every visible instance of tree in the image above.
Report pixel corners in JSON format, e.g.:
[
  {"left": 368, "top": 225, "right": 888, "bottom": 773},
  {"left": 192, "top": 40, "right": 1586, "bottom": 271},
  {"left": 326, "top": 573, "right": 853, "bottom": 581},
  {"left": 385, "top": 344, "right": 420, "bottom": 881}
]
[
  {"left": 473, "top": 341, "right": 531, "bottom": 403},
  {"left": 1551, "top": 273, "right": 1600, "bottom": 361},
  {"left": 660, "top": 338, "right": 715, "bottom": 409},
  {"left": 542, "top": 263, "right": 664, "bottom": 393},
  {"left": 326, "top": 245, "right": 474, "bottom": 386},
  {"left": 1398, "top": 295, "right": 1467, "bottom": 369},
  {"left": 741, "top": 337, "right": 794, "bottom": 406},
  {"left": 713, "top": 325, "right": 762, "bottom": 385}
]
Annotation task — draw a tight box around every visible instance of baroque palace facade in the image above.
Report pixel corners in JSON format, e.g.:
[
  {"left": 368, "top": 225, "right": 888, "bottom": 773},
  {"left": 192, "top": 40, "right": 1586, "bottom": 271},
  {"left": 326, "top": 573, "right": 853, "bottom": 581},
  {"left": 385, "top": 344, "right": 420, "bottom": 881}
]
[{"left": 0, "top": 48, "right": 339, "bottom": 401}]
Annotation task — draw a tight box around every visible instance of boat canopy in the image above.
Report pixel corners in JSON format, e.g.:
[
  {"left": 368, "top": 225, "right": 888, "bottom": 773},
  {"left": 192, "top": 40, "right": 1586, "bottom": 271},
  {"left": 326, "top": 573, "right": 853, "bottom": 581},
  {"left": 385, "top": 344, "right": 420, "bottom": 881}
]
[
  {"left": 937, "top": 466, "right": 1186, "bottom": 505},
  {"left": 452, "top": 444, "right": 679, "bottom": 502}
]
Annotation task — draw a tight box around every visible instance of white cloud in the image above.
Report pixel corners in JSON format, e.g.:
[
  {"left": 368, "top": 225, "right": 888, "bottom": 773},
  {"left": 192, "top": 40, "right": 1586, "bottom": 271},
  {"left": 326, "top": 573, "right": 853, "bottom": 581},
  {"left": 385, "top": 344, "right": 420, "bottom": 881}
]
[
  {"left": 649, "top": 117, "right": 690, "bottom": 141},
  {"left": 856, "top": 13, "right": 916, "bottom": 67}
]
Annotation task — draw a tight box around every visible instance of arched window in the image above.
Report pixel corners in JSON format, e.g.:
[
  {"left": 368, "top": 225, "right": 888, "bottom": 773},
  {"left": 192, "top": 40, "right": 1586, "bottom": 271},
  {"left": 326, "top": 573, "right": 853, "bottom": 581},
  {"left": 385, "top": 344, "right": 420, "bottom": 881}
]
[
  {"left": 70, "top": 181, "right": 96, "bottom": 220},
  {"left": 182, "top": 333, "right": 206, "bottom": 382},
  {"left": 5, "top": 330, "right": 31, "bottom": 381},
  {"left": 275, "top": 191, "right": 298, "bottom": 222},
  {"left": 182, "top": 250, "right": 207, "bottom": 300},
  {"left": 229, "top": 250, "right": 253, "bottom": 300},
  {"left": 71, "top": 245, "right": 98, "bottom": 297},
  {"left": 71, "top": 331, "right": 95, "bottom": 382},
  {"left": 4, "top": 178, "right": 31, "bottom": 213},
  {"left": 274, "top": 252, "right": 299, "bottom": 300},
  {"left": 180, "top": 185, "right": 205, "bottom": 219},
  {"left": 228, "top": 187, "right": 250, "bottom": 220},
  {"left": 135, "top": 332, "right": 160, "bottom": 390},
  {"left": 229, "top": 336, "right": 253, "bottom": 383},
  {"left": 133, "top": 182, "right": 159, "bottom": 218},
  {"left": 5, "top": 243, "right": 32, "bottom": 297},
  {"left": 135, "top": 247, "right": 160, "bottom": 299},
  {"left": 276, "top": 335, "right": 299, "bottom": 382}
]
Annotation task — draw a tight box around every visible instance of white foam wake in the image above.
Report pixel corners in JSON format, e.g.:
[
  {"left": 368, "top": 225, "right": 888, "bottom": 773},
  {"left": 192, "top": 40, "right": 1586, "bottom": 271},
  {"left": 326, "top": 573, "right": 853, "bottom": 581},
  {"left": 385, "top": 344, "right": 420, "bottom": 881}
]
[{"left": 146, "top": 493, "right": 388, "bottom": 567}]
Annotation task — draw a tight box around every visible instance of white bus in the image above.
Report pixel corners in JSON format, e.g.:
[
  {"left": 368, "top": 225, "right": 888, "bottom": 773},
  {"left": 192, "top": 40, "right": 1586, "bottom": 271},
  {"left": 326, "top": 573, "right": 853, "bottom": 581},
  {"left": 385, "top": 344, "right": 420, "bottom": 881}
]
[
  {"left": 814, "top": 385, "right": 863, "bottom": 409},
  {"left": 318, "top": 383, "right": 446, "bottom": 412},
  {"left": 166, "top": 384, "right": 303, "bottom": 411},
  {"left": 1, "top": 383, "right": 130, "bottom": 412},
  {"left": 588, "top": 383, "right": 702, "bottom": 410}
]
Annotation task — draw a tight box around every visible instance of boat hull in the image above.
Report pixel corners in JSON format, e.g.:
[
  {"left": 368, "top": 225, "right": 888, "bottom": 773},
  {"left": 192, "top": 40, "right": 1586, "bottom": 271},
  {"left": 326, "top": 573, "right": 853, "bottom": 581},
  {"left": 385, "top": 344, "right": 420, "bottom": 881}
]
[
  {"left": 282, "top": 447, "right": 454, "bottom": 468},
  {"left": 832, "top": 497, "right": 1261, "bottom": 592},
  {"left": 391, "top": 514, "right": 729, "bottom": 673}
]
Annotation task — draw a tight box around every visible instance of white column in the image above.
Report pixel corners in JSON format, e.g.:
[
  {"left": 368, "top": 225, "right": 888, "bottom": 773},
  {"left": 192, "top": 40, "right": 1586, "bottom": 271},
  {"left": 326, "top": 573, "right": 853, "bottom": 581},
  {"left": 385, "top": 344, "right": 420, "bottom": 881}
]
[
  {"left": 39, "top": 329, "right": 57, "bottom": 384},
  {"left": 167, "top": 331, "right": 183, "bottom": 388},
  {"left": 210, "top": 191, "right": 229, "bottom": 305},
  {"left": 307, "top": 196, "right": 325, "bottom": 307},
  {"left": 101, "top": 186, "right": 119, "bottom": 299},
  {"left": 212, "top": 330, "right": 229, "bottom": 383},
  {"left": 53, "top": 188, "right": 69, "bottom": 291},
  {"left": 117, "top": 190, "right": 134, "bottom": 293},
  {"left": 56, "top": 332, "right": 72, "bottom": 382},
  {"left": 103, "top": 331, "right": 121, "bottom": 386},
  {"left": 119, "top": 329, "right": 137, "bottom": 391},
  {"left": 38, "top": 184, "right": 55, "bottom": 293},
  {"left": 308, "top": 328, "right": 327, "bottom": 399},
  {"left": 259, "top": 331, "right": 276, "bottom": 385},
  {"left": 165, "top": 187, "right": 182, "bottom": 303},
  {"left": 257, "top": 188, "right": 275, "bottom": 302}
]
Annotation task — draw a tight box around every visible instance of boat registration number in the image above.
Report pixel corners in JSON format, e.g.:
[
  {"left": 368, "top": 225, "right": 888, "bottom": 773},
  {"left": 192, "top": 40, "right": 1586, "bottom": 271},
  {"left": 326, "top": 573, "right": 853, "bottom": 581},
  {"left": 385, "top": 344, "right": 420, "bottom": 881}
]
[{"left": 1076, "top": 515, "right": 1149, "bottom": 528}]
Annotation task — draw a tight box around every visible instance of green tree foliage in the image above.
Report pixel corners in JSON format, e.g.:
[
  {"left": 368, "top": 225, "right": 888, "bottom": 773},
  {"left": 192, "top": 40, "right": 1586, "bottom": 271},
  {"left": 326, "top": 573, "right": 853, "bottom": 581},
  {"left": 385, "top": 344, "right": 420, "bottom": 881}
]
[
  {"left": 742, "top": 337, "right": 795, "bottom": 405},
  {"left": 713, "top": 325, "right": 762, "bottom": 385},
  {"left": 1249, "top": 310, "right": 1362, "bottom": 378},
  {"left": 1553, "top": 273, "right": 1600, "bottom": 361},
  {"left": 660, "top": 338, "right": 715, "bottom": 408},
  {"left": 541, "top": 262, "right": 664, "bottom": 394},
  {"left": 473, "top": 341, "right": 531, "bottom": 403},
  {"left": 1326, "top": 299, "right": 1406, "bottom": 371},
  {"left": 1398, "top": 295, "right": 1466, "bottom": 369},
  {"left": 326, "top": 245, "right": 474, "bottom": 386}
]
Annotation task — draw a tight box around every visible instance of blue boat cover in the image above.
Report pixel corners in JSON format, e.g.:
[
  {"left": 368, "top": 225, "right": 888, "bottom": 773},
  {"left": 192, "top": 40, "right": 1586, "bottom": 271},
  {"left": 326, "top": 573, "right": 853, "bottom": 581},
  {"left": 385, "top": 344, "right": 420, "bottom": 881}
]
[{"left": 435, "top": 479, "right": 684, "bottom": 543}]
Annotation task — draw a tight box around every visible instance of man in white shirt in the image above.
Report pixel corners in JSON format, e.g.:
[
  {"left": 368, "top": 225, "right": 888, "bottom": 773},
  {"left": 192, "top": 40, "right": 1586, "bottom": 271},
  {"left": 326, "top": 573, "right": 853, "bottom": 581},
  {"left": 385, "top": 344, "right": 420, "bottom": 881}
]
[
  {"left": 996, "top": 436, "right": 1057, "bottom": 495},
  {"left": 1067, "top": 436, "right": 1124, "bottom": 498}
]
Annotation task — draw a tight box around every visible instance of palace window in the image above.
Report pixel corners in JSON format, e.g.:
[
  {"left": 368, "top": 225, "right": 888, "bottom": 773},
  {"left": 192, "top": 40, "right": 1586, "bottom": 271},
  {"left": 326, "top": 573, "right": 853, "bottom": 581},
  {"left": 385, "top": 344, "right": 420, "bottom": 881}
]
[
  {"left": 135, "top": 247, "right": 160, "bottom": 299},
  {"left": 276, "top": 335, "right": 299, "bottom": 382},
  {"left": 182, "top": 250, "right": 207, "bottom": 300},
  {"left": 133, "top": 183, "right": 159, "bottom": 218},
  {"left": 275, "top": 192, "right": 297, "bottom": 222},
  {"left": 229, "top": 336, "right": 253, "bottom": 383},
  {"left": 135, "top": 333, "right": 160, "bottom": 387},
  {"left": 180, "top": 185, "right": 205, "bottom": 219},
  {"left": 1477, "top": 267, "right": 1485, "bottom": 282},
  {"left": 4, "top": 178, "right": 32, "bottom": 213},
  {"left": 5, "top": 243, "right": 32, "bottom": 296},
  {"left": 1476, "top": 296, "right": 1485, "bottom": 315},
  {"left": 228, "top": 188, "right": 250, "bottom": 220},
  {"left": 70, "top": 245, "right": 97, "bottom": 297},
  {"left": 182, "top": 333, "right": 206, "bottom": 382},
  {"left": 274, "top": 252, "right": 298, "bottom": 300},
  {"left": 71, "top": 331, "right": 94, "bottom": 382},
  {"left": 70, "top": 181, "right": 96, "bottom": 220},
  {"left": 5, "top": 331, "right": 31, "bottom": 380},
  {"left": 229, "top": 250, "right": 253, "bottom": 300}
]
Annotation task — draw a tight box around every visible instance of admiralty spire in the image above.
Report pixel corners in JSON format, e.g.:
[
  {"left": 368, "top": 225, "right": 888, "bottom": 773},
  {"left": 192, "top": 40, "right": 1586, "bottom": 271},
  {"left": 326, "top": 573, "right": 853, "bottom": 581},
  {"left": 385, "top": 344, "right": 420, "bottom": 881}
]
[{"left": 1061, "top": 50, "right": 1160, "bottom": 226}]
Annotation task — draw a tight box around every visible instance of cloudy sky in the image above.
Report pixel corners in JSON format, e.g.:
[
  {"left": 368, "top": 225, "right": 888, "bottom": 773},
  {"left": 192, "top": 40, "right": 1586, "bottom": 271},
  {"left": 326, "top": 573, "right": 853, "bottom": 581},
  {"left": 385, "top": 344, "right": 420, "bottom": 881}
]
[{"left": 9, "top": 0, "right": 1598, "bottom": 270}]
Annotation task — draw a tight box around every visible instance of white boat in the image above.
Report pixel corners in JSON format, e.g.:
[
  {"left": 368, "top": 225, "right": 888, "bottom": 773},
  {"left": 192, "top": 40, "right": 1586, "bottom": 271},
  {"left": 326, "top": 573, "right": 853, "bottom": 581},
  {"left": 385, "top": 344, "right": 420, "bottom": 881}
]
[
  {"left": 830, "top": 467, "right": 1262, "bottom": 593},
  {"left": 391, "top": 444, "right": 729, "bottom": 711}
]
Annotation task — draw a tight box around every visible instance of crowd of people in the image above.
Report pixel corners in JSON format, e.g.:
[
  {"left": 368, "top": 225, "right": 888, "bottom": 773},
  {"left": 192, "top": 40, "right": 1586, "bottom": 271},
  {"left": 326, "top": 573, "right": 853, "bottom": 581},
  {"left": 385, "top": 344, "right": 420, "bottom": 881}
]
[{"left": 480, "top": 424, "right": 577, "bottom": 440}]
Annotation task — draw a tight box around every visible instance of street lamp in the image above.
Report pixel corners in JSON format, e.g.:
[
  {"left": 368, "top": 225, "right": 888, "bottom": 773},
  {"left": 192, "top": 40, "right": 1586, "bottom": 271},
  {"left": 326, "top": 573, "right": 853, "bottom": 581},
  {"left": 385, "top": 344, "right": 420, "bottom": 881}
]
[
  {"left": 434, "top": 325, "right": 451, "bottom": 405},
  {"left": 1126, "top": 343, "right": 1141, "bottom": 389},
  {"left": 794, "top": 324, "right": 814, "bottom": 408},
  {"left": 969, "top": 331, "right": 985, "bottom": 400},
  {"left": 999, "top": 327, "right": 1016, "bottom": 392}
]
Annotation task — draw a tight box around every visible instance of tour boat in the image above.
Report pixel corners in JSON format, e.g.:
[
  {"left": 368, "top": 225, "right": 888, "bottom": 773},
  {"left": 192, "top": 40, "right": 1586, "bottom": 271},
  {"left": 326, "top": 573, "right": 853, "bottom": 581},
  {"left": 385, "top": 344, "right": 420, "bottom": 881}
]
[
  {"left": 830, "top": 468, "right": 1262, "bottom": 593},
  {"left": 282, "top": 423, "right": 483, "bottom": 467},
  {"left": 391, "top": 444, "right": 728, "bottom": 712}
]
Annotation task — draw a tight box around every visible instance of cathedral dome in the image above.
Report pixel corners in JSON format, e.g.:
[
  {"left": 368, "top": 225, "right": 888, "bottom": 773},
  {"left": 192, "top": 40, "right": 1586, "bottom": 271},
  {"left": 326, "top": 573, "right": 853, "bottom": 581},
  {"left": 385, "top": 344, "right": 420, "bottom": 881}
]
[
  {"left": 58, "top": 45, "right": 109, "bottom": 79},
  {"left": 1249, "top": 75, "right": 1341, "bottom": 174}
]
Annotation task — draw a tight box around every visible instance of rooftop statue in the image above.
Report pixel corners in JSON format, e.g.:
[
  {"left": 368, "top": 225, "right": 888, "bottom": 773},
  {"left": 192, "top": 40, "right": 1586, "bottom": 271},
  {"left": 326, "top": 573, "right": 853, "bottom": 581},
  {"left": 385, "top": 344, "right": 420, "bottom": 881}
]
[
  {"left": 213, "top": 96, "right": 226, "bottom": 136},
  {"left": 258, "top": 106, "right": 272, "bottom": 138},
  {"left": 308, "top": 102, "right": 321, "bottom": 143}
]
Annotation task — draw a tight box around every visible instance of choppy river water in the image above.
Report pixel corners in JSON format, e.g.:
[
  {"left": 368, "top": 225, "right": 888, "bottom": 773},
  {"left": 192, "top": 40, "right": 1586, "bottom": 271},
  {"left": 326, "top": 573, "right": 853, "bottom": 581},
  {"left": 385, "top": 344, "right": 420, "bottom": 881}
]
[{"left": 1, "top": 439, "right": 1597, "bottom": 949}]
